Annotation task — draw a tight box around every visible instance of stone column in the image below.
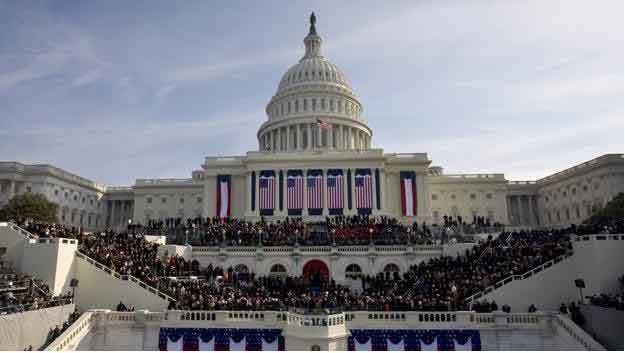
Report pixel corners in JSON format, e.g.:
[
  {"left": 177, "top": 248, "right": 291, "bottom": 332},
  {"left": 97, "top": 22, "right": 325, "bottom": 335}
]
[
  {"left": 246, "top": 172, "right": 252, "bottom": 213},
  {"left": 8, "top": 181, "right": 16, "bottom": 200},
  {"left": 338, "top": 125, "right": 343, "bottom": 149},
  {"left": 505, "top": 196, "right": 513, "bottom": 225},
  {"left": 328, "top": 125, "right": 334, "bottom": 149},
  {"left": 318, "top": 124, "right": 322, "bottom": 148},
  {"left": 267, "top": 131, "right": 273, "bottom": 152},
  {"left": 347, "top": 128, "right": 352, "bottom": 149},
  {"left": 294, "top": 125, "right": 300, "bottom": 150},
  {"left": 514, "top": 196, "right": 522, "bottom": 226},
  {"left": 255, "top": 171, "right": 260, "bottom": 217},
  {"left": 286, "top": 126, "right": 291, "bottom": 151},
  {"left": 379, "top": 169, "right": 387, "bottom": 213},
  {"left": 277, "top": 128, "right": 282, "bottom": 151},
  {"left": 307, "top": 124, "right": 312, "bottom": 151}
]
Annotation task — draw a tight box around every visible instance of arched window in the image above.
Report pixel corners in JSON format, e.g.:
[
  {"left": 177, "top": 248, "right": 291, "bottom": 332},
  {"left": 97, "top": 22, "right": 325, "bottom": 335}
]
[
  {"left": 345, "top": 264, "right": 362, "bottom": 279},
  {"left": 234, "top": 264, "right": 249, "bottom": 274},
  {"left": 383, "top": 264, "right": 400, "bottom": 273},
  {"left": 270, "top": 264, "right": 287, "bottom": 277}
]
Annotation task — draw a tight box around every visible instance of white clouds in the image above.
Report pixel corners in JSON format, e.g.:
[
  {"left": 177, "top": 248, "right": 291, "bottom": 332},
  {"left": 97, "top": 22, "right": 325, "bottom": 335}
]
[{"left": 71, "top": 68, "right": 103, "bottom": 87}]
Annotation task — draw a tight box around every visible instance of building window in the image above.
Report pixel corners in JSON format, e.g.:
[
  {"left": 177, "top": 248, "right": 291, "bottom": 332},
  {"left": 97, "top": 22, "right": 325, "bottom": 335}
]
[
  {"left": 486, "top": 193, "right": 493, "bottom": 200},
  {"left": 54, "top": 190, "right": 59, "bottom": 196},
  {"left": 487, "top": 210, "right": 495, "bottom": 220},
  {"left": 431, "top": 194, "right": 438, "bottom": 201},
  {"left": 383, "top": 264, "right": 400, "bottom": 273},
  {"left": 470, "top": 194, "right": 476, "bottom": 200},
  {"left": 146, "top": 197, "right": 152, "bottom": 204},
  {"left": 90, "top": 200, "right": 94, "bottom": 205},
  {"left": 65, "top": 192, "right": 68, "bottom": 199},
  {"left": 572, "top": 188, "right": 577, "bottom": 195},
  {"left": 161, "top": 197, "right": 167, "bottom": 204},
  {"left": 180, "top": 198, "right": 185, "bottom": 204},
  {"left": 562, "top": 191, "right": 567, "bottom": 197},
  {"left": 432, "top": 211, "right": 439, "bottom": 220},
  {"left": 26, "top": 186, "right": 32, "bottom": 193},
  {"left": 345, "top": 264, "right": 363, "bottom": 278},
  {"left": 82, "top": 197, "right": 86, "bottom": 203},
  {"left": 451, "top": 194, "right": 456, "bottom": 200},
  {"left": 545, "top": 196, "right": 549, "bottom": 202},
  {"left": 73, "top": 195, "right": 78, "bottom": 201},
  {"left": 197, "top": 197, "right": 202, "bottom": 203}
]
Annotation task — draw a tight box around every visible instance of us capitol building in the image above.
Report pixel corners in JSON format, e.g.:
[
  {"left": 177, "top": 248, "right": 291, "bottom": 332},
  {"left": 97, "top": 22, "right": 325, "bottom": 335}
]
[{"left": 0, "top": 16, "right": 623, "bottom": 232}]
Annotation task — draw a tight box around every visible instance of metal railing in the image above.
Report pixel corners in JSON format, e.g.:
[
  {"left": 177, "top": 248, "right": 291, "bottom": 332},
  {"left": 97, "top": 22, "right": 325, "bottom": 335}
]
[{"left": 0, "top": 222, "right": 39, "bottom": 239}]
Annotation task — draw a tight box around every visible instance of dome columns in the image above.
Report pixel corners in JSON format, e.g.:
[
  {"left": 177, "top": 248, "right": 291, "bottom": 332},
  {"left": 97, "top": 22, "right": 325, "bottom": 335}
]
[{"left": 258, "top": 119, "right": 371, "bottom": 152}]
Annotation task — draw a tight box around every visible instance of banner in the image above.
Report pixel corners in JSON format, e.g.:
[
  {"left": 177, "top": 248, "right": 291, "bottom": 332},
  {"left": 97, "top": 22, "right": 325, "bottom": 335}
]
[
  {"left": 355, "top": 169, "right": 372, "bottom": 214},
  {"left": 307, "top": 169, "right": 323, "bottom": 216},
  {"left": 400, "top": 171, "right": 417, "bottom": 217},
  {"left": 327, "top": 169, "right": 344, "bottom": 215},
  {"left": 159, "top": 328, "right": 284, "bottom": 351},
  {"left": 259, "top": 170, "right": 276, "bottom": 216},
  {"left": 286, "top": 170, "right": 304, "bottom": 216},
  {"left": 216, "top": 175, "right": 231, "bottom": 218},
  {"left": 348, "top": 329, "right": 481, "bottom": 351}
]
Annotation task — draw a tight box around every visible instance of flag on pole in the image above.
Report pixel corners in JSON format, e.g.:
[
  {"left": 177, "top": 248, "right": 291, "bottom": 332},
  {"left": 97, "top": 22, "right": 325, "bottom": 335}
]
[
  {"left": 259, "top": 170, "right": 275, "bottom": 216},
  {"left": 287, "top": 170, "right": 304, "bottom": 215},
  {"left": 316, "top": 118, "right": 330, "bottom": 129},
  {"left": 355, "top": 169, "right": 372, "bottom": 214},
  {"left": 216, "top": 175, "right": 231, "bottom": 218},
  {"left": 307, "top": 169, "right": 323, "bottom": 215},
  {"left": 400, "top": 171, "right": 417, "bottom": 217},
  {"left": 327, "top": 169, "right": 344, "bottom": 214}
]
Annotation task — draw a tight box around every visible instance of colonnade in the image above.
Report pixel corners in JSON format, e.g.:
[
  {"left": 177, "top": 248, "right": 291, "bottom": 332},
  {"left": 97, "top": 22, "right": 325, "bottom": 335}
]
[
  {"left": 259, "top": 123, "right": 371, "bottom": 152},
  {"left": 245, "top": 168, "right": 386, "bottom": 217},
  {"left": 506, "top": 195, "right": 539, "bottom": 226},
  {"left": 107, "top": 200, "right": 135, "bottom": 231}
]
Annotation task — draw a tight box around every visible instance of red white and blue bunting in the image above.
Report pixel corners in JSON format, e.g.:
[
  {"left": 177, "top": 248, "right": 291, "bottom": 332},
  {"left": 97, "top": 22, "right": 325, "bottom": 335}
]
[
  {"left": 348, "top": 329, "right": 481, "bottom": 351},
  {"left": 400, "top": 171, "right": 417, "bottom": 217},
  {"left": 159, "top": 328, "right": 284, "bottom": 351},
  {"left": 216, "top": 175, "right": 231, "bottom": 218}
]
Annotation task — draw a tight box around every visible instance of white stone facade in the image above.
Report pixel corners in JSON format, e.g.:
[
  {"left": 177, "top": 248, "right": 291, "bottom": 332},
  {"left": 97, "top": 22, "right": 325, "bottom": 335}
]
[{"left": 0, "top": 162, "right": 106, "bottom": 230}]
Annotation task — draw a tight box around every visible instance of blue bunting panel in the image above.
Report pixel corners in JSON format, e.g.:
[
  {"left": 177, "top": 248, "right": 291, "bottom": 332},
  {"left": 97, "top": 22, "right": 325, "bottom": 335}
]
[
  {"left": 159, "top": 328, "right": 285, "bottom": 351},
  {"left": 347, "top": 329, "right": 481, "bottom": 351}
]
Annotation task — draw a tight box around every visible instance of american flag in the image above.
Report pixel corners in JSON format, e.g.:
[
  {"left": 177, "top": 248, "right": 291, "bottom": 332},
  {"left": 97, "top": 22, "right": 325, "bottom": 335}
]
[
  {"left": 327, "top": 172, "right": 344, "bottom": 209},
  {"left": 316, "top": 118, "right": 330, "bottom": 129},
  {"left": 286, "top": 174, "right": 304, "bottom": 210},
  {"left": 355, "top": 172, "right": 372, "bottom": 209},
  {"left": 307, "top": 173, "right": 323, "bottom": 209},
  {"left": 259, "top": 174, "right": 275, "bottom": 210}
]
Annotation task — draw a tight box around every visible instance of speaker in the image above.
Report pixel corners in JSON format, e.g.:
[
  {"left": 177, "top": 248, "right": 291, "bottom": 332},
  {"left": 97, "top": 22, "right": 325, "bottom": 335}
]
[
  {"left": 70, "top": 278, "right": 79, "bottom": 288},
  {"left": 574, "top": 279, "right": 585, "bottom": 288}
]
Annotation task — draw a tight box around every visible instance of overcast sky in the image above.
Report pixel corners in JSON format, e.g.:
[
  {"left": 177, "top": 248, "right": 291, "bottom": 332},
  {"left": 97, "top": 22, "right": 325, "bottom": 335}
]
[{"left": 0, "top": 0, "right": 622, "bottom": 186}]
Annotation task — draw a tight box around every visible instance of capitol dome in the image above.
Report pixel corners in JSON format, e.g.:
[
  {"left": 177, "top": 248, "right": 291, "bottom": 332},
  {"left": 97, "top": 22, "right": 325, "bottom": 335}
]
[{"left": 257, "top": 13, "right": 372, "bottom": 153}]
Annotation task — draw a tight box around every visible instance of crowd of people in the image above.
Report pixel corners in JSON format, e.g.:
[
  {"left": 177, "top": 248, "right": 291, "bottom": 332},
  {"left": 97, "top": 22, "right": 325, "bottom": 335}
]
[
  {"left": 150, "top": 228, "right": 572, "bottom": 312},
  {"left": 1, "top": 258, "right": 73, "bottom": 315},
  {"left": 138, "top": 215, "right": 440, "bottom": 247},
  {"left": 6, "top": 216, "right": 619, "bottom": 314},
  {"left": 586, "top": 293, "right": 623, "bottom": 310}
]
